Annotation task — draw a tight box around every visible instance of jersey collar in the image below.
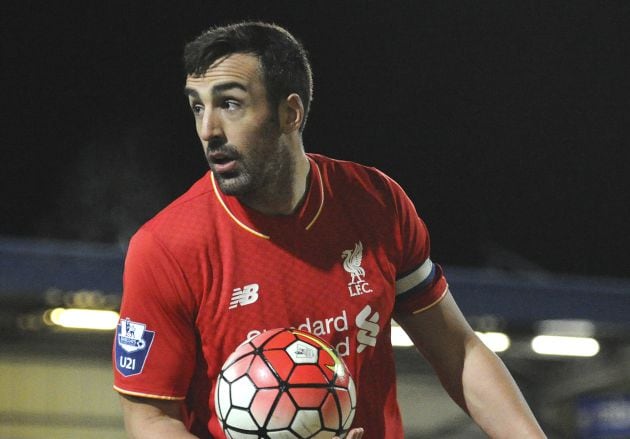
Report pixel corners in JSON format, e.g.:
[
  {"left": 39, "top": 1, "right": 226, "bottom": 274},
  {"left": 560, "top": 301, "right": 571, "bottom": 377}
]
[{"left": 211, "top": 155, "right": 324, "bottom": 240}]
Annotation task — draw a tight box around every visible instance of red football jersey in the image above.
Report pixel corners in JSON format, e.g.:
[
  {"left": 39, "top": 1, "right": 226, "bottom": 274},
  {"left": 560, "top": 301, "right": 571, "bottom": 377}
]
[{"left": 113, "top": 154, "right": 447, "bottom": 438}]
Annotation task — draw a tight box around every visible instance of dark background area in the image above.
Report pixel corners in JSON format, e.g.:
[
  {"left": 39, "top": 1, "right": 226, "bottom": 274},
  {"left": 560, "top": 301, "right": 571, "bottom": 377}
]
[{"left": 3, "top": 1, "right": 629, "bottom": 278}]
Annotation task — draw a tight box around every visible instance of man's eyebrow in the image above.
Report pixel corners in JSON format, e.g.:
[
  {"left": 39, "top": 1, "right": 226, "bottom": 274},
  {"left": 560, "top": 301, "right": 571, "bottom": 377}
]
[
  {"left": 183, "top": 87, "right": 200, "bottom": 99},
  {"left": 211, "top": 82, "right": 247, "bottom": 96},
  {"left": 183, "top": 82, "right": 247, "bottom": 99}
]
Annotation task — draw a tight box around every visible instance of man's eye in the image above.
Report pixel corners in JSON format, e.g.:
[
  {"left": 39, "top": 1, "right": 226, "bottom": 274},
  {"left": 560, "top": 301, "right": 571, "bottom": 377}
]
[
  {"left": 222, "top": 100, "right": 241, "bottom": 111},
  {"left": 191, "top": 104, "right": 204, "bottom": 115}
]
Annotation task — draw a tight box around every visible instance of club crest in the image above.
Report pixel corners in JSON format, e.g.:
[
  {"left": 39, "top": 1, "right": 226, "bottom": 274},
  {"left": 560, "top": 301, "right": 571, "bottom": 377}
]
[{"left": 341, "top": 241, "right": 373, "bottom": 297}]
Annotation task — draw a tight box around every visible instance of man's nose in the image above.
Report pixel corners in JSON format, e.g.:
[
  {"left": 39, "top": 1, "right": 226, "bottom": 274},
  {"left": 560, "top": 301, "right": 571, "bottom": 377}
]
[{"left": 200, "top": 109, "right": 225, "bottom": 142}]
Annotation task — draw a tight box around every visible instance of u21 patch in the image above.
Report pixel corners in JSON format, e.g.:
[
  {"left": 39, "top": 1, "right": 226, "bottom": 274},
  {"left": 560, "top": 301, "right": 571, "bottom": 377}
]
[{"left": 115, "top": 318, "right": 155, "bottom": 377}]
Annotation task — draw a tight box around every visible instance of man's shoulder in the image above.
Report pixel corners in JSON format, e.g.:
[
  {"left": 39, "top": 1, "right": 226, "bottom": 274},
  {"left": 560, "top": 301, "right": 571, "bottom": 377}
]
[
  {"left": 137, "top": 172, "right": 216, "bottom": 237},
  {"left": 308, "top": 153, "right": 399, "bottom": 195}
]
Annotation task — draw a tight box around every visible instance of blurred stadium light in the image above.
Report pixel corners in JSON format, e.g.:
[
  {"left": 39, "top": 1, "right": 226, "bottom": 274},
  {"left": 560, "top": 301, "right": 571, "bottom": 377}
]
[{"left": 45, "top": 308, "right": 120, "bottom": 330}]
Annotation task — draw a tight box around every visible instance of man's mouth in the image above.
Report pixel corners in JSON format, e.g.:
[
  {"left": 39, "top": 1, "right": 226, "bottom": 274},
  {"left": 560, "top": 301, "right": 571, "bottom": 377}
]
[{"left": 208, "top": 151, "right": 238, "bottom": 174}]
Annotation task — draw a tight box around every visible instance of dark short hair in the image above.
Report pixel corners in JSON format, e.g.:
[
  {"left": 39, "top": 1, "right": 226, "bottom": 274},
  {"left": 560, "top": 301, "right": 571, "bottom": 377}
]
[{"left": 184, "top": 21, "right": 313, "bottom": 131}]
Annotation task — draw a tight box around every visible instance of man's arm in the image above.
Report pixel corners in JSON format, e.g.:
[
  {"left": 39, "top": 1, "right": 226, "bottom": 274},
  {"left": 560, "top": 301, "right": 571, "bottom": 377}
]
[
  {"left": 119, "top": 394, "right": 198, "bottom": 439},
  {"left": 396, "top": 290, "right": 546, "bottom": 438}
]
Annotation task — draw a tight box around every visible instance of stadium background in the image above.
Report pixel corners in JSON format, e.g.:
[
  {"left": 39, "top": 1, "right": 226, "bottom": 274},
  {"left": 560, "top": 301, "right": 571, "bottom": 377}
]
[{"left": 2, "top": 1, "right": 629, "bottom": 437}]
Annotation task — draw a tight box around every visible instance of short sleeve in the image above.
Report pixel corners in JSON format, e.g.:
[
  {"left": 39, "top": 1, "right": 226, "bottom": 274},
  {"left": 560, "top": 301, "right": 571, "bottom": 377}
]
[
  {"left": 383, "top": 176, "right": 448, "bottom": 316},
  {"left": 112, "top": 229, "right": 197, "bottom": 400}
]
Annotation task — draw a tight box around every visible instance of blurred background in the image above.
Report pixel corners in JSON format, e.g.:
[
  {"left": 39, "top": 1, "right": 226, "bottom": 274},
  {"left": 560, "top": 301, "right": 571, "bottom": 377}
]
[{"left": 2, "top": 1, "right": 629, "bottom": 437}]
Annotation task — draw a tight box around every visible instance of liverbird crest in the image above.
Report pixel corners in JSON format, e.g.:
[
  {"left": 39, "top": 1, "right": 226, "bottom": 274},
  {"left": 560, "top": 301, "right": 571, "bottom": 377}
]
[{"left": 341, "top": 241, "right": 366, "bottom": 285}]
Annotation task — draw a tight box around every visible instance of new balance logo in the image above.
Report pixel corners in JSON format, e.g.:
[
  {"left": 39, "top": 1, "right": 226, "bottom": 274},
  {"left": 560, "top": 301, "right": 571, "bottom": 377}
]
[
  {"left": 356, "top": 304, "right": 380, "bottom": 353},
  {"left": 229, "top": 284, "right": 260, "bottom": 309}
]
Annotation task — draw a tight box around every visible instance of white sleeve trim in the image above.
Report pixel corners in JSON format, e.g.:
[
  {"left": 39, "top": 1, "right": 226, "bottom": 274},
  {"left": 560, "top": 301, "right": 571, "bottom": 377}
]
[{"left": 396, "top": 258, "right": 433, "bottom": 295}]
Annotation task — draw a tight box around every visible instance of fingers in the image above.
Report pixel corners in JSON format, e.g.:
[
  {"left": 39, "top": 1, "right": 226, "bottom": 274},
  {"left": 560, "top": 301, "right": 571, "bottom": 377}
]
[
  {"left": 348, "top": 428, "right": 365, "bottom": 439},
  {"left": 334, "top": 427, "right": 364, "bottom": 439}
]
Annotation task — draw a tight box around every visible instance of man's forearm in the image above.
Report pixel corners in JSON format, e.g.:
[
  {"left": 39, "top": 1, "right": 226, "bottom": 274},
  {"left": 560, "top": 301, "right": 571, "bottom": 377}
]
[
  {"left": 124, "top": 417, "right": 198, "bottom": 439},
  {"left": 397, "top": 292, "right": 546, "bottom": 438},
  {"left": 120, "top": 394, "right": 198, "bottom": 439},
  {"left": 461, "top": 338, "right": 546, "bottom": 438}
]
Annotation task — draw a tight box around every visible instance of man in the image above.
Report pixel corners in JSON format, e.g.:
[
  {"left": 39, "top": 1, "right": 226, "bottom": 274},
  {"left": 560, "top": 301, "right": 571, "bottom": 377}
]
[{"left": 113, "top": 21, "right": 545, "bottom": 438}]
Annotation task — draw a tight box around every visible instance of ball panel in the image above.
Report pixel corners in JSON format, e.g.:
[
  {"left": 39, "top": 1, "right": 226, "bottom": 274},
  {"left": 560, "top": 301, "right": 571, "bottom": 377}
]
[
  {"left": 226, "top": 407, "right": 258, "bottom": 431},
  {"left": 231, "top": 376, "right": 257, "bottom": 408},
  {"left": 263, "top": 350, "right": 294, "bottom": 381},
  {"left": 289, "top": 364, "right": 328, "bottom": 385},
  {"left": 336, "top": 387, "right": 355, "bottom": 431},
  {"left": 264, "top": 330, "right": 298, "bottom": 349},
  {"left": 289, "top": 387, "right": 328, "bottom": 409},
  {"left": 320, "top": 393, "right": 340, "bottom": 430},
  {"left": 267, "top": 431, "right": 300, "bottom": 439},
  {"left": 249, "top": 355, "right": 279, "bottom": 388},
  {"left": 249, "top": 328, "right": 284, "bottom": 348},
  {"left": 216, "top": 376, "right": 232, "bottom": 419},
  {"left": 225, "top": 428, "right": 259, "bottom": 439},
  {"left": 343, "top": 407, "right": 355, "bottom": 430},
  {"left": 332, "top": 368, "right": 350, "bottom": 389},
  {"left": 223, "top": 354, "right": 254, "bottom": 382},
  {"left": 291, "top": 409, "right": 322, "bottom": 437},
  {"left": 250, "top": 388, "right": 279, "bottom": 427},
  {"left": 348, "top": 378, "right": 356, "bottom": 407},
  {"left": 230, "top": 339, "right": 255, "bottom": 359},
  {"left": 286, "top": 340, "right": 319, "bottom": 364},
  {"left": 317, "top": 352, "right": 336, "bottom": 382},
  {"left": 311, "top": 431, "right": 336, "bottom": 439},
  {"left": 267, "top": 392, "right": 296, "bottom": 429}
]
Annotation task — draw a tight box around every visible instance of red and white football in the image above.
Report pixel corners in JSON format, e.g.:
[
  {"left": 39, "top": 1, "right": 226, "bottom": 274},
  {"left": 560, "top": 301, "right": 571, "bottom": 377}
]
[{"left": 214, "top": 328, "right": 356, "bottom": 438}]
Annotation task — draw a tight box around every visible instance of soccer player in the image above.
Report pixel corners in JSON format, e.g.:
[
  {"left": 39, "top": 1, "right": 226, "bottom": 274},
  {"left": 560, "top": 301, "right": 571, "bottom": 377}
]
[{"left": 113, "top": 21, "right": 546, "bottom": 438}]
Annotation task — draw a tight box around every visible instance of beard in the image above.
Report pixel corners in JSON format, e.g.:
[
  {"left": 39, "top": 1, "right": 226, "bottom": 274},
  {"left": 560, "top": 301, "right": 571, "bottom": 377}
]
[
  {"left": 207, "top": 121, "right": 293, "bottom": 201},
  {"left": 208, "top": 143, "right": 254, "bottom": 196}
]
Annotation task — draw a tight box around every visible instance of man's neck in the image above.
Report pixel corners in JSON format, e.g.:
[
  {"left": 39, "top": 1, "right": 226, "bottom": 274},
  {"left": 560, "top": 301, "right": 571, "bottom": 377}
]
[{"left": 239, "top": 152, "right": 311, "bottom": 216}]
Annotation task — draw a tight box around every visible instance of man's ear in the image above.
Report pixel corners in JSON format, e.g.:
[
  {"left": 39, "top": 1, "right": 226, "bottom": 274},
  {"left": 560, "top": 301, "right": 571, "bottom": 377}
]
[{"left": 279, "top": 93, "right": 304, "bottom": 134}]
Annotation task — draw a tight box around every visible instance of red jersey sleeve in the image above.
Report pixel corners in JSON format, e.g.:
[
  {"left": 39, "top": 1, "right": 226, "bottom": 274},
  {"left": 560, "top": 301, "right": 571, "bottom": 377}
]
[
  {"left": 380, "top": 174, "right": 448, "bottom": 316},
  {"left": 113, "top": 229, "right": 197, "bottom": 400}
]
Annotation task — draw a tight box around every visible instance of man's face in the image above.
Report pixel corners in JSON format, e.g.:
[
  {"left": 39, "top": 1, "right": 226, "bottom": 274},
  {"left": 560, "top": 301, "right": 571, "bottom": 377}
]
[{"left": 184, "top": 53, "right": 286, "bottom": 197}]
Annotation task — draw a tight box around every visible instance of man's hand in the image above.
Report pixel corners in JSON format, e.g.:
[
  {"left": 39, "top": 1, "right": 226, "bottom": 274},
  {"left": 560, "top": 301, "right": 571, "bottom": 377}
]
[{"left": 334, "top": 427, "right": 364, "bottom": 439}]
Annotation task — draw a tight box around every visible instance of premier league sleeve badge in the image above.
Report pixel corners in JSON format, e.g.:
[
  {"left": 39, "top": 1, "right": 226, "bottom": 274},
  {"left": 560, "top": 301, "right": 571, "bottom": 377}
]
[{"left": 115, "top": 318, "right": 155, "bottom": 377}]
